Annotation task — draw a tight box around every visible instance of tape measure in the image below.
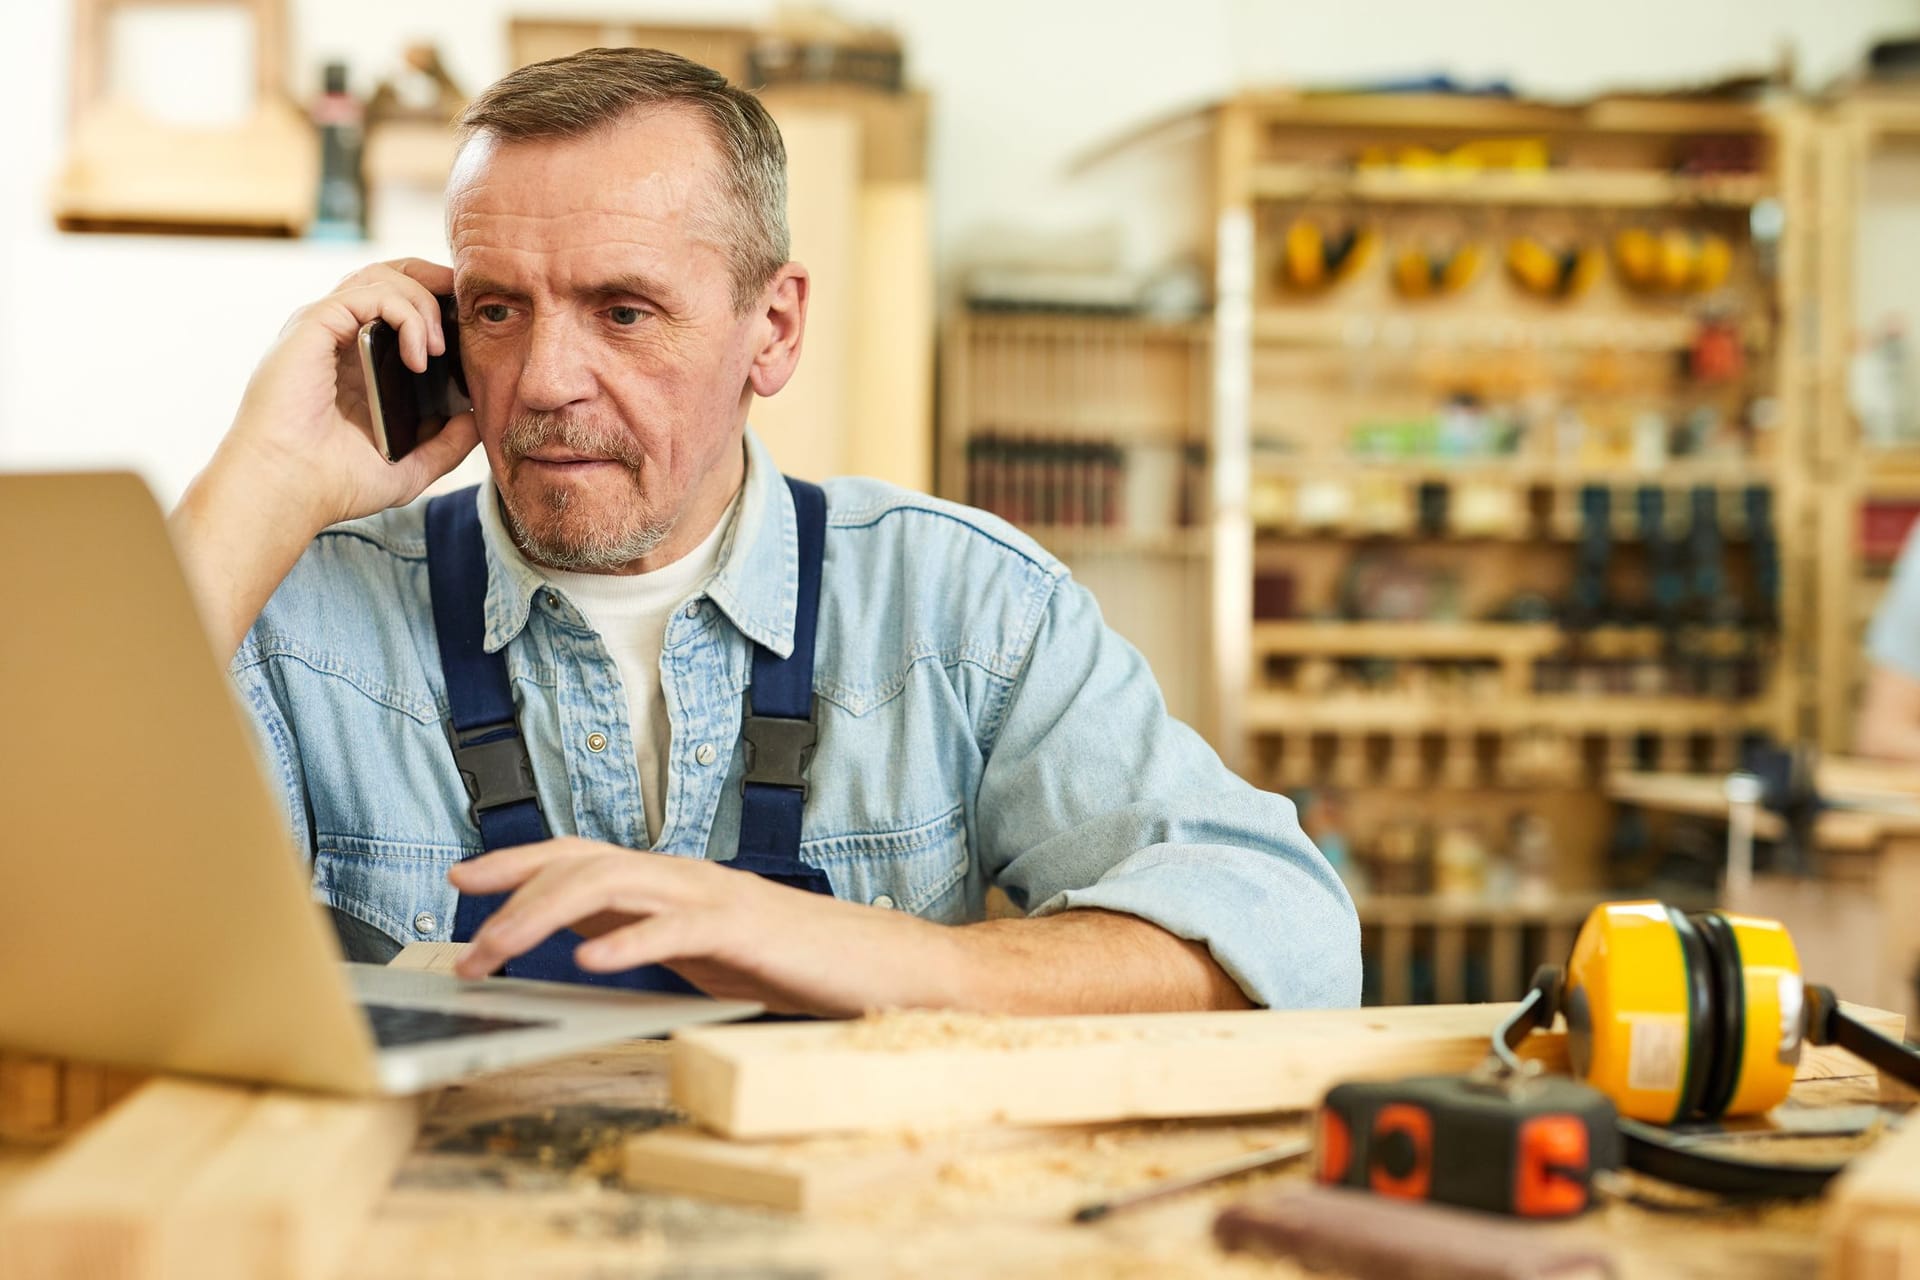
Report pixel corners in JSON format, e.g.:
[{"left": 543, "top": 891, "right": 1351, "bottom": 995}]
[{"left": 1317, "top": 1072, "right": 1619, "bottom": 1218}]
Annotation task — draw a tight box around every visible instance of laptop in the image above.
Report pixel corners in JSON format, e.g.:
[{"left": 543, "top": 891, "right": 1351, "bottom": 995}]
[{"left": 0, "top": 471, "right": 761, "bottom": 1095}]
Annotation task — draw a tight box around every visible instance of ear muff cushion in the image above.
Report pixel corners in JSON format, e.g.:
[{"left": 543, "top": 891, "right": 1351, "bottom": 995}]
[
  {"left": 1691, "top": 911, "right": 1748, "bottom": 1119},
  {"left": 1665, "top": 907, "right": 1716, "bottom": 1123}
]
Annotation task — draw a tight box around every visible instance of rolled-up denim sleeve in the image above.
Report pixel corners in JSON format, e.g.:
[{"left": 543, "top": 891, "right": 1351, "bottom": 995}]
[{"left": 974, "top": 574, "right": 1360, "bottom": 1009}]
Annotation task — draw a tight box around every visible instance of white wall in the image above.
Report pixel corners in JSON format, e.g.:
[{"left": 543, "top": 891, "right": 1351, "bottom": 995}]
[{"left": 4, "top": 0, "right": 1916, "bottom": 501}]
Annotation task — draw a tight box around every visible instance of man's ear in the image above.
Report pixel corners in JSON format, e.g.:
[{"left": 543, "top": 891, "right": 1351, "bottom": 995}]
[{"left": 746, "top": 263, "right": 809, "bottom": 398}]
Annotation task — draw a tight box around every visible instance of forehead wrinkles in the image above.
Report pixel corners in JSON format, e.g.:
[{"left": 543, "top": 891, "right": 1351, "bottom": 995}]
[
  {"left": 450, "top": 203, "right": 730, "bottom": 294},
  {"left": 450, "top": 133, "right": 721, "bottom": 235}
]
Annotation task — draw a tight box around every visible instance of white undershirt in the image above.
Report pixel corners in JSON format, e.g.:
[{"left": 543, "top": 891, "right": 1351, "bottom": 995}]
[{"left": 535, "top": 499, "right": 737, "bottom": 847}]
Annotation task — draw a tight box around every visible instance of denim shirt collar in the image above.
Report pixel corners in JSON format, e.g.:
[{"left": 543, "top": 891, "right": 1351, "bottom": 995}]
[{"left": 474, "top": 426, "right": 798, "bottom": 659}]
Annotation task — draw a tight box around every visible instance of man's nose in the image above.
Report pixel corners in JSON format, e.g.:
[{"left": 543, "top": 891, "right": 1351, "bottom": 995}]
[{"left": 516, "top": 315, "right": 595, "bottom": 412}]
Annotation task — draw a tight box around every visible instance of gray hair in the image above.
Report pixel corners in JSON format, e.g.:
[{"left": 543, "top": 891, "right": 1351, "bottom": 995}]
[{"left": 456, "top": 47, "right": 790, "bottom": 312}]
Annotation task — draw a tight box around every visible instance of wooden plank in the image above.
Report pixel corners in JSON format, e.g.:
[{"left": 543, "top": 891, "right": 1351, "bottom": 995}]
[
  {"left": 388, "top": 941, "right": 469, "bottom": 975},
  {"left": 0, "top": 1078, "right": 417, "bottom": 1280},
  {"left": 623, "top": 1122, "right": 1063, "bottom": 1212},
  {"left": 1823, "top": 1099, "right": 1920, "bottom": 1280},
  {"left": 673, "top": 1003, "right": 1563, "bottom": 1141},
  {"left": 671, "top": 1002, "right": 1907, "bottom": 1142},
  {"left": 163, "top": 1090, "right": 419, "bottom": 1279}
]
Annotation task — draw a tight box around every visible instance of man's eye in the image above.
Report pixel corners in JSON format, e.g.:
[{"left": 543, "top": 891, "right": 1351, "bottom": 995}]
[
  {"left": 478, "top": 304, "right": 513, "bottom": 323},
  {"left": 608, "top": 305, "right": 646, "bottom": 326}
]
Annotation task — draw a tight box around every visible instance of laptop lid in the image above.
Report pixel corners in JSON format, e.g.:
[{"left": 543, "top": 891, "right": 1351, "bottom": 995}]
[{"left": 0, "top": 472, "right": 384, "bottom": 1093}]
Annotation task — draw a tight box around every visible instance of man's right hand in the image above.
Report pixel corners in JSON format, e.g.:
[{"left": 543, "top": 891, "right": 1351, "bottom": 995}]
[{"left": 172, "top": 260, "right": 482, "bottom": 658}]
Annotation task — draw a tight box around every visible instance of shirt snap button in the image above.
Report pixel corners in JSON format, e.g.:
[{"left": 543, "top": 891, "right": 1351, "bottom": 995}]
[
  {"left": 586, "top": 732, "right": 608, "bottom": 753},
  {"left": 413, "top": 911, "right": 437, "bottom": 935},
  {"left": 871, "top": 894, "right": 896, "bottom": 910},
  {"left": 684, "top": 601, "right": 701, "bottom": 619},
  {"left": 545, "top": 592, "right": 559, "bottom": 609},
  {"left": 695, "top": 742, "right": 718, "bottom": 766}
]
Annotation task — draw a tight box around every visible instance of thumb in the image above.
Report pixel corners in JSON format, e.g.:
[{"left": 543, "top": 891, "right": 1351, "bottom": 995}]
[{"left": 398, "top": 411, "right": 480, "bottom": 492}]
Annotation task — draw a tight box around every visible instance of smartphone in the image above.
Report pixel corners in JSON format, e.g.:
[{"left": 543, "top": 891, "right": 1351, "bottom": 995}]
[{"left": 357, "top": 294, "right": 469, "bottom": 462}]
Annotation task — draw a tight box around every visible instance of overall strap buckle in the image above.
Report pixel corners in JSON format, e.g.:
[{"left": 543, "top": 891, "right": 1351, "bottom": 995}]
[
  {"left": 741, "top": 695, "right": 818, "bottom": 798},
  {"left": 444, "top": 718, "right": 542, "bottom": 826}
]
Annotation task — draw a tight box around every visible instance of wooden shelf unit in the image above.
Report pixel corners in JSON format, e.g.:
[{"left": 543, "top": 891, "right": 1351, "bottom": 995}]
[
  {"left": 1211, "top": 91, "right": 1812, "bottom": 921},
  {"left": 938, "top": 311, "right": 1217, "bottom": 734}
]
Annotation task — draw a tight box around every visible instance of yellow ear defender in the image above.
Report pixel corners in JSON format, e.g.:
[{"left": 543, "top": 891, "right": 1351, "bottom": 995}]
[
  {"left": 1282, "top": 217, "right": 1377, "bottom": 293},
  {"left": 1505, "top": 235, "right": 1601, "bottom": 299},
  {"left": 1558, "top": 901, "right": 1802, "bottom": 1124},
  {"left": 1493, "top": 900, "right": 1920, "bottom": 1197},
  {"left": 1390, "top": 241, "right": 1482, "bottom": 299},
  {"left": 1612, "top": 228, "right": 1733, "bottom": 294}
]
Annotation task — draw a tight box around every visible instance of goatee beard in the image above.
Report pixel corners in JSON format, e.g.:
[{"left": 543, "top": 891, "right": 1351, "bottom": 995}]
[{"left": 498, "top": 412, "right": 671, "bottom": 572}]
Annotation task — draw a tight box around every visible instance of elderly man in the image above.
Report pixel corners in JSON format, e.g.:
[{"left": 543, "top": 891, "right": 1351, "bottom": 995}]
[{"left": 172, "top": 47, "right": 1358, "bottom": 1016}]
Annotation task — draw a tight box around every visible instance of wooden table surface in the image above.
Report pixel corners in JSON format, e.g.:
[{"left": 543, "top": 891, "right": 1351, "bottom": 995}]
[{"left": 12, "top": 1037, "right": 1840, "bottom": 1279}]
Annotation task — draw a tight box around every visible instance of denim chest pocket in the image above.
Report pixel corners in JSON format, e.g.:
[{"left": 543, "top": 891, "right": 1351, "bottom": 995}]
[
  {"left": 802, "top": 805, "right": 970, "bottom": 923},
  {"left": 311, "top": 834, "right": 471, "bottom": 946}
]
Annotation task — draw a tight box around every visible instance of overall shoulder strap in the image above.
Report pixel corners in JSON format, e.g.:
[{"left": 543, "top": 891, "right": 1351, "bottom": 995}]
[
  {"left": 424, "top": 487, "right": 549, "bottom": 860},
  {"left": 736, "top": 476, "right": 827, "bottom": 865}
]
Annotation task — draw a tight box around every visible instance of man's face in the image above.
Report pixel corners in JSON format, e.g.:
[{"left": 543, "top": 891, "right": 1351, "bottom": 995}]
[{"left": 446, "top": 109, "right": 762, "bottom": 571}]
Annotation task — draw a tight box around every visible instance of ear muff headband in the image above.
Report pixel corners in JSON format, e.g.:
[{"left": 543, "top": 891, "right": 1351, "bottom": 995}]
[
  {"left": 1690, "top": 910, "right": 1747, "bottom": 1120},
  {"left": 1664, "top": 906, "right": 1715, "bottom": 1124}
]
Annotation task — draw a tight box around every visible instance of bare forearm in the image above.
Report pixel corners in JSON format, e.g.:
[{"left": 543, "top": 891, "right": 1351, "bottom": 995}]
[{"left": 942, "top": 909, "right": 1252, "bottom": 1014}]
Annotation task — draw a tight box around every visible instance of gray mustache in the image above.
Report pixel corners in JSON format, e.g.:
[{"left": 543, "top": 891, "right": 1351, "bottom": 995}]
[{"left": 501, "top": 414, "right": 644, "bottom": 469}]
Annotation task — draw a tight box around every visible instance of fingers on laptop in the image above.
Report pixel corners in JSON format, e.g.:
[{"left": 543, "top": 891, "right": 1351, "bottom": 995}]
[{"left": 451, "top": 842, "right": 711, "bottom": 979}]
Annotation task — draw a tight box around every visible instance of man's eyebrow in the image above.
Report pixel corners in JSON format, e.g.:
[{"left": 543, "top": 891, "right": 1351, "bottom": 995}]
[
  {"left": 583, "top": 273, "right": 683, "bottom": 309},
  {"left": 455, "top": 275, "right": 528, "bottom": 303}
]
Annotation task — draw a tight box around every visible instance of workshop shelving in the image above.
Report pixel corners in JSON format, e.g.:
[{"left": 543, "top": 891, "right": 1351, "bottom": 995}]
[
  {"left": 940, "top": 312, "right": 1217, "bottom": 734},
  {"left": 1209, "top": 91, "right": 1812, "bottom": 962}
]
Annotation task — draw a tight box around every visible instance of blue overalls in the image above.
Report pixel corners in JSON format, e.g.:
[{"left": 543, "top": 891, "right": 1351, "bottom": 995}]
[{"left": 422, "top": 477, "right": 835, "bottom": 991}]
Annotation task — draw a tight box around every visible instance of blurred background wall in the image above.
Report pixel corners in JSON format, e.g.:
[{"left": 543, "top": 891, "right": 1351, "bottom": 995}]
[{"left": 2, "top": 0, "right": 1914, "bottom": 500}]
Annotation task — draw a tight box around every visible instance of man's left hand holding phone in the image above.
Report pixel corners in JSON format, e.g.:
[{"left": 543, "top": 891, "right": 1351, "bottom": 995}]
[{"left": 170, "top": 259, "right": 482, "bottom": 660}]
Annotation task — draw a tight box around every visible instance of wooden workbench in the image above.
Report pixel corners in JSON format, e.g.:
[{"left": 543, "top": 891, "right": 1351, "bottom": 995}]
[{"left": 1, "top": 1030, "right": 1900, "bottom": 1279}]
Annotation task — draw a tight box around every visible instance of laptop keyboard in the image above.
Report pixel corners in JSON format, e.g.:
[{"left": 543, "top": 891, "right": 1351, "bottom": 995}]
[{"left": 361, "top": 1002, "right": 556, "bottom": 1048}]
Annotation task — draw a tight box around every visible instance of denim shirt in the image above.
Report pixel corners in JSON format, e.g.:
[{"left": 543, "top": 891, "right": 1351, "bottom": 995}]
[{"left": 231, "top": 430, "right": 1360, "bottom": 1009}]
